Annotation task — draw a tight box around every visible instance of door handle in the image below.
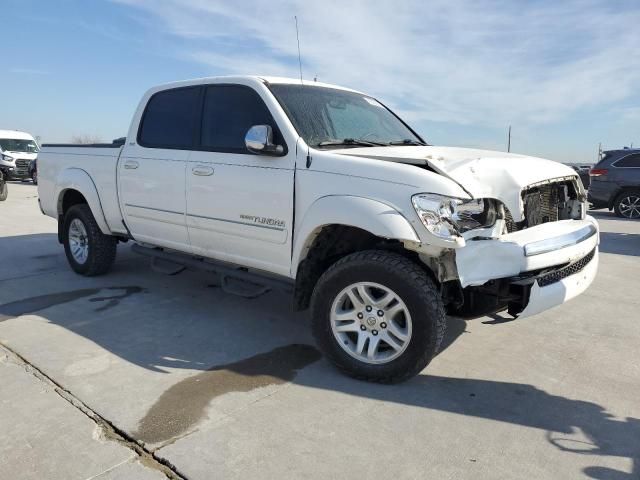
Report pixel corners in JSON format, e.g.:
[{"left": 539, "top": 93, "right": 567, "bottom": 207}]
[
  {"left": 192, "top": 166, "right": 214, "bottom": 176},
  {"left": 124, "top": 160, "right": 139, "bottom": 170}
]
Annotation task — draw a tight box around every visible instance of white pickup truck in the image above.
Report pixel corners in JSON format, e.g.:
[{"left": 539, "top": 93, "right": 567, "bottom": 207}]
[{"left": 38, "top": 76, "right": 599, "bottom": 382}]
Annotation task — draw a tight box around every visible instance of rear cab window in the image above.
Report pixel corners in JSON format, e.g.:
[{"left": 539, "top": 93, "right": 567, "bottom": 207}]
[{"left": 138, "top": 86, "right": 201, "bottom": 149}]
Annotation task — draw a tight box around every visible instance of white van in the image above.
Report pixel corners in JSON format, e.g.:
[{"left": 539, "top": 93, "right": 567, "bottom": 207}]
[{"left": 0, "top": 130, "right": 39, "bottom": 181}]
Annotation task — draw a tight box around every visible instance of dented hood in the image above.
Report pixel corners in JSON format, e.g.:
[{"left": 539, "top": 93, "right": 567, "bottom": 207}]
[{"left": 335, "top": 146, "right": 579, "bottom": 221}]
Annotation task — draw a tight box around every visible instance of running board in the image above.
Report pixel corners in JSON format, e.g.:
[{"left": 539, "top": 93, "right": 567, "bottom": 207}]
[{"left": 131, "top": 243, "right": 294, "bottom": 298}]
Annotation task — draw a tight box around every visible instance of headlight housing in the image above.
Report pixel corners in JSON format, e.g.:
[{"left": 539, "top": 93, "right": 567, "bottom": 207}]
[
  {"left": 1, "top": 154, "right": 14, "bottom": 162},
  {"left": 412, "top": 194, "right": 497, "bottom": 241}
]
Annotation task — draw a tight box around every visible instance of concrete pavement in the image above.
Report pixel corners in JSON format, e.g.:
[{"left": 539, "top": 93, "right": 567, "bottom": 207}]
[{"left": 0, "top": 182, "right": 638, "bottom": 479}]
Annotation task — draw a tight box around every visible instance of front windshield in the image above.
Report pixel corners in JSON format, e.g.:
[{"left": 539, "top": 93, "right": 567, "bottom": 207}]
[
  {"left": 0, "top": 138, "right": 39, "bottom": 153},
  {"left": 269, "top": 84, "right": 423, "bottom": 148}
]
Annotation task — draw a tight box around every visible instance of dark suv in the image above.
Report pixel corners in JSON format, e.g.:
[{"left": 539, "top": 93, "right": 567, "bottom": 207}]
[{"left": 588, "top": 149, "right": 640, "bottom": 219}]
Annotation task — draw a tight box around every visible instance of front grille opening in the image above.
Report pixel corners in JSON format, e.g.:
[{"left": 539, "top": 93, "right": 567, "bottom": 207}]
[{"left": 504, "top": 178, "right": 581, "bottom": 233}]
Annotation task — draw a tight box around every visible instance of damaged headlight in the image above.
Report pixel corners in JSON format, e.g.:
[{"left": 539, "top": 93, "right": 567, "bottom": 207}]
[{"left": 412, "top": 194, "right": 497, "bottom": 241}]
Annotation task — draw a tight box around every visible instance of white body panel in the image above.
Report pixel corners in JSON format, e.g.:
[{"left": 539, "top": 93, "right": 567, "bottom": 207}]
[
  {"left": 37, "top": 75, "right": 599, "bottom": 319},
  {"left": 186, "top": 151, "right": 294, "bottom": 276},
  {"left": 38, "top": 146, "right": 125, "bottom": 235},
  {"left": 117, "top": 145, "right": 190, "bottom": 252}
]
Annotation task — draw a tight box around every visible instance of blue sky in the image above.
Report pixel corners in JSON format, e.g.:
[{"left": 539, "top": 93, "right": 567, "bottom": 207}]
[{"left": 1, "top": 0, "right": 639, "bottom": 163}]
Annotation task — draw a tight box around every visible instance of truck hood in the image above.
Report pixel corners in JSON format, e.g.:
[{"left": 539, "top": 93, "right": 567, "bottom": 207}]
[{"left": 335, "top": 146, "right": 579, "bottom": 221}]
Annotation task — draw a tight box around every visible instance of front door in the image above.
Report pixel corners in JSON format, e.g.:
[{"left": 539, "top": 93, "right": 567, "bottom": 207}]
[
  {"left": 118, "top": 86, "right": 200, "bottom": 252},
  {"left": 186, "top": 84, "right": 295, "bottom": 277}
]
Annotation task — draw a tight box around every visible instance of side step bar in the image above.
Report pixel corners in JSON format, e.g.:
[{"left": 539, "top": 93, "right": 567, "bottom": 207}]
[{"left": 131, "top": 244, "right": 294, "bottom": 297}]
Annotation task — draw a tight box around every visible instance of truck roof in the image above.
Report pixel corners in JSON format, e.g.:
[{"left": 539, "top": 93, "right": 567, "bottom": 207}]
[
  {"left": 0, "top": 130, "right": 36, "bottom": 140},
  {"left": 150, "top": 75, "right": 364, "bottom": 95}
]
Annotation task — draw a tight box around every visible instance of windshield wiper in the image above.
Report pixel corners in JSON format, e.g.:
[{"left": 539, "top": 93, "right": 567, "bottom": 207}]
[
  {"left": 388, "top": 139, "right": 427, "bottom": 146},
  {"left": 317, "top": 138, "right": 387, "bottom": 148}
]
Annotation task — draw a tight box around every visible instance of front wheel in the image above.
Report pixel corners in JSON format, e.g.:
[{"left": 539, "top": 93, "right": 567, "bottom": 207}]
[
  {"left": 0, "top": 180, "right": 7, "bottom": 201},
  {"left": 614, "top": 190, "right": 640, "bottom": 219},
  {"left": 311, "top": 250, "right": 446, "bottom": 383},
  {"left": 31, "top": 170, "right": 37, "bottom": 185},
  {"left": 63, "top": 204, "right": 117, "bottom": 275}
]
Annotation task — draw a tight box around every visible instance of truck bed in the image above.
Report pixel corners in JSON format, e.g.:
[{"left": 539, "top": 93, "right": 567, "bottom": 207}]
[{"left": 38, "top": 144, "right": 126, "bottom": 236}]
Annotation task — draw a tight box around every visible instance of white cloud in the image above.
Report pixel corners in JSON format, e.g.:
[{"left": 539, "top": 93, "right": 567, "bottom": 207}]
[{"left": 114, "top": 0, "right": 640, "bottom": 128}]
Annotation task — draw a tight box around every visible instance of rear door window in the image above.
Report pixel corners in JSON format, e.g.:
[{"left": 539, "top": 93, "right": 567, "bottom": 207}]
[
  {"left": 200, "top": 85, "right": 283, "bottom": 153},
  {"left": 614, "top": 153, "right": 640, "bottom": 168},
  {"left": 138, "top": 87, "right": 201, "bottom": 149}
]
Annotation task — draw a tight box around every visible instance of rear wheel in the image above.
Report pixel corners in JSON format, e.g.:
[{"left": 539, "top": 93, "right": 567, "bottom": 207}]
[
  {"left": 63, "top": 204, "right": 117, "bottom": 275},
  {"left": 311, "top": 250, "right": 446, "bottom": 383},
  {"left": 613, "top": 190, "right": 640, "bottom": 219}
]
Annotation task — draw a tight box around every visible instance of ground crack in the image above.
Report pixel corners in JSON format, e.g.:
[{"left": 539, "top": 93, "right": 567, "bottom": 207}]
[{"left": 0, "top": 343, "right": 189, "bottom": 480}]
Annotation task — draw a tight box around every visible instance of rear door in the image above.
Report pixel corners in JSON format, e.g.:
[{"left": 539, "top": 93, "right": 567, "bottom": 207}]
[
  {"left": 118, "top": 86, "right": 200, "bottom": 252},
  {"left": 186, "top": 84, "right": 295, "bottom": 277}
]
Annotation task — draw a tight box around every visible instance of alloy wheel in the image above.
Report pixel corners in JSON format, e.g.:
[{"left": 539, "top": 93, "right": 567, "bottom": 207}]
[
  {"left": 68, "top": 218, "right": 89, "bottom": 264},
  {"left": 330, "top": 281, "right": 412, "bottom": 364},
  {"left": 619, "top": 195, "right": 640, "bottom": 219}
]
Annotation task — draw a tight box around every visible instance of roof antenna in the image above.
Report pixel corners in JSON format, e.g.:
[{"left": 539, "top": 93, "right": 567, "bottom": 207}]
[
  {"left": 294, "top": 16, "right": 303, "bottom": 84},
  {"left": 294, "top": 15, "right": 313, "bottom": 168}
]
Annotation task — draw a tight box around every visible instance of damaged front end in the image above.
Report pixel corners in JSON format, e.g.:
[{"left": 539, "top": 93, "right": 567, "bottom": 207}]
[{"left": 450, "top": 176, "right": 598, "bottom": 319}]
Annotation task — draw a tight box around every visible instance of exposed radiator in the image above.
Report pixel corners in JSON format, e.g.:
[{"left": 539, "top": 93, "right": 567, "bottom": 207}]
[{"left": 504, "top": 179, "right": 575, "bottom": 233}]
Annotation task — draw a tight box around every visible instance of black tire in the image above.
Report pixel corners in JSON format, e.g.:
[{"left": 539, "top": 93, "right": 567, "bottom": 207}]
[
  {"left": 31, "top": 171, "right": 37, "bottom": 185},
  {"left": 613, "top": 190, "right": 640, "bottom": 219},
  {"left": 63, "top": 204, "right": 117, "bottom": 276},
  {"left": 0, "top": 181, "right": 7, "bottom": 201},
  {"left": 310, "top": 250, "right": 446, "bottom": 383}
]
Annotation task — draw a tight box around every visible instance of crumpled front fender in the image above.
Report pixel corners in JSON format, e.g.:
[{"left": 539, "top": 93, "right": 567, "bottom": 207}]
[{"left": 292, "top": 195, "right": 419, "bottom": 275}]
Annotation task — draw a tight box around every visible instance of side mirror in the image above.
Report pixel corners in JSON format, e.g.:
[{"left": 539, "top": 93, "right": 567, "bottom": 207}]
[{"left": 245, "top": 125, "right": 284, "bottom": 156}]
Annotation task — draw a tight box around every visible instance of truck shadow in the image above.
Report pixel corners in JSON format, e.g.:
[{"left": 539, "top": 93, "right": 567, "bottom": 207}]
[{"left": 301, "top": 372, "right": 640, "bottom": 480}]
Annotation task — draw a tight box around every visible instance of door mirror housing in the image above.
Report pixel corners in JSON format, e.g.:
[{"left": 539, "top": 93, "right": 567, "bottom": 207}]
[{"left": 245, "top": 125, "right": 284, "bottom": 156}]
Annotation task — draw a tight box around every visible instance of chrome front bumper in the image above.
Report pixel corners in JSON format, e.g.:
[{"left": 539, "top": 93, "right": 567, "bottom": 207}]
[{"left": 524, "top": 224, "right": 597, "bottom": 256}]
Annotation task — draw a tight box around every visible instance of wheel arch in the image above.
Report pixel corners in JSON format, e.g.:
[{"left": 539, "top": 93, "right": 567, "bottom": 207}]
[
  {"left": 292, "top": 195, "right": 420, "bottom": 271},
  {"left": 291, "top": 196, "right": 426, "bottom": 310},
  {"left": 55, "top": 168, "right": 111, "bottom": 241}
]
